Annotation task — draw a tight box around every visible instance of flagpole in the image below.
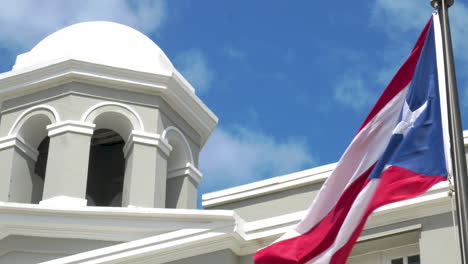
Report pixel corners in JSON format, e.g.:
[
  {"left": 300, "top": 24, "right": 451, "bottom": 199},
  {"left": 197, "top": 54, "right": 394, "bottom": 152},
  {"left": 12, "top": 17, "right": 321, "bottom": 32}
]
[{"left": 431, "top": 0, "right": 468, "bottom": 263}]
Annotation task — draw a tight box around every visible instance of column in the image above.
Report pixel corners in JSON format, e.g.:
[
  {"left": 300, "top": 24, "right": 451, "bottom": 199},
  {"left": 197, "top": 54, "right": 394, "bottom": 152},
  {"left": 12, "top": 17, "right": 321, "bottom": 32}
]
[
  {"left": 0, "top": 135, "right": 39, "bottom": 203},
  {"left": 122, "top": 130, "right": 172, "bottom": 208},
  {"left": 166, "top": 163, "right": 202, "bottom": 209},
  {"left": 41, "top": 121, "right": 95, "bottom": 207}
]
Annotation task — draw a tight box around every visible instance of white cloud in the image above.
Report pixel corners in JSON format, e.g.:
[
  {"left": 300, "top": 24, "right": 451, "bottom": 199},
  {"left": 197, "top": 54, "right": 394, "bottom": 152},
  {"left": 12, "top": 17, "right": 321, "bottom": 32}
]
[
  {"left": 333, "top": 1, "right": 468, "bottom": 111},
  {"left": 372, "top": 0, "right": 468, "bottom": 62},
  {"left": 372, "top": 0, "right": 468, "bottom": 104},
  {"left": 174, "top": 49, "right": 214, "bottom": 93},
  {"left": 372, "top": 0, "right": 429, "bottom": 34},
  {"left": 334, "top": 72, "right": 376, "bottom": 112},
  {"left": 199, "top": 126, "right": 316, "bottom": 192},
  {"left": 0, "top": 0, "right": 167, "bottom": 52}
]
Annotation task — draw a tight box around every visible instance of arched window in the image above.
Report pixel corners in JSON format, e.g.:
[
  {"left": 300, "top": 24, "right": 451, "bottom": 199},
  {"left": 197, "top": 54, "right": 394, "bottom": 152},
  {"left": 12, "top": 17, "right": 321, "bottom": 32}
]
[
  {"left": 34, "top": 137, "right": 49, "bottom": 203},
  {"left": 163, "top": 127, "right": 195, "bottom": 208},
  {"left": 86, "top": 129, "right": 124, "bottom": 206},
  {"left": 83, "top": 103, "right": 141, "bottom": 207},
  {"left": 7, "top": 106, "right": 59, "bottom": 204}
]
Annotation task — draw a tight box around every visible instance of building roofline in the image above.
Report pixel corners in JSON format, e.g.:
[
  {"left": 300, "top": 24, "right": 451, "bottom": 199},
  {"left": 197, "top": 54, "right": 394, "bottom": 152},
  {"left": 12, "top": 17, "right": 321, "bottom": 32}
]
[
  {"left": 202, "top": 163, "right": 336, "bottom": 208},
  {"left": 27, "top": 181, "right": 451, "bottom": 264},
  {"left": 203, "top": 131, "right": 468, "bottom": 208}
]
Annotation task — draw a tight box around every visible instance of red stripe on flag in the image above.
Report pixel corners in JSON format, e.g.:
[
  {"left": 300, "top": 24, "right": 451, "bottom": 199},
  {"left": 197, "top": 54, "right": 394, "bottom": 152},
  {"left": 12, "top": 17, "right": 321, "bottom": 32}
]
[
  {"left": 253, "top": 165, "right": 375, "bottom": 264},
  {"left": 358, "top": 20, "right": 432, "bottom": 132},
  {"left": 329, "top": 166, "right": 445, "bottom": 264}
]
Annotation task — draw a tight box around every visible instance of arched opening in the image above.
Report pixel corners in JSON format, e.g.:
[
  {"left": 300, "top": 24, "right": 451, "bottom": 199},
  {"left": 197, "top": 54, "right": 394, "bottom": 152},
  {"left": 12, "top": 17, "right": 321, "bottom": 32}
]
[
  {"left": 33, "top": 137, "right": 49, "bottom": 204},
  {"left": 86, "top": 128, "right": 125, "bottom": 206},
  {"left": 164, "top": 127, "right": 193, "bottom": 172},
  {"left": 11, "top": 110, "right": 56, "bottom": 204},
  {"left": 167, "top": 138, "right": 190, "bottom": 172},
  {"left": 85, "top": 109, "right": 134, "bottom": 207},
  {"left": 164, "top": 128, "right": 194, "bottom": 208}
]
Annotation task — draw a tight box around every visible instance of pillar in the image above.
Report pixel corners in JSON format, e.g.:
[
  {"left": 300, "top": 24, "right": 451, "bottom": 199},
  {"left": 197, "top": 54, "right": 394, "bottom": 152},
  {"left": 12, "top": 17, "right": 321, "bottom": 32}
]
[
  {"left": 122, "top": 130, "right": 172, "bottom": 208},
  {"left": 41, "top": 121, "right": 95, "bottom": 207},
  {"left": 0, "top": 135, "right": 39, "bottom": 203},
  {"left": 166, "top": 163, "right": 202, "bottom": 209}
]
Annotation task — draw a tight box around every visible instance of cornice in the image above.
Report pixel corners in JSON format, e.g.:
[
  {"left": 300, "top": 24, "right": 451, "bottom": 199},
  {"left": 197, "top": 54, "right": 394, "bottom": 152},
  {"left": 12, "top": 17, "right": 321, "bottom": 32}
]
[
  {"left": 0, "top": 135, "right": 39, "bottom": 161},
  {"left": 0, "top": 59, "right": 217, "bottom": 146},
  {"left": 123, "top": 130, "right": 172, "bottom": 158},
  {"left": 47, "top": 120, "right": 96, "bottom": 137},
  {"left": 0, "top": 180, "right": 452, "bottom": 263},
  {"left": 241, "top": 181, "right": 451, "bottom": 243},
  {"left": 0, "top": 202, "right": 239, "bottom": 243},
  {"left": 202, "top": 163, "right": 336, "bottom": 208},
  {"left": 34, "top": 182, "right": 451, "bottom": 264},
  {"left": 168, "top": 163, "right": 203, "bottom": 184}
]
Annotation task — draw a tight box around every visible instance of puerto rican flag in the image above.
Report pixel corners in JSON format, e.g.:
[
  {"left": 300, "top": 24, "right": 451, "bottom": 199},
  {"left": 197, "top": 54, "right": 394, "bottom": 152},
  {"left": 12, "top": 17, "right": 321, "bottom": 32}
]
[{"left": 254, "top": 12, "right": 450, "bottom": 264}]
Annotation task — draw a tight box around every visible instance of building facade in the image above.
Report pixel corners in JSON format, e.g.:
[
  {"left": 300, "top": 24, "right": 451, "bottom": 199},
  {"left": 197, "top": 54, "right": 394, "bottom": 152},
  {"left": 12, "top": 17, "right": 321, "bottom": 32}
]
[{"left": 0, "top": 22, "right": 461, "bottom": 264}]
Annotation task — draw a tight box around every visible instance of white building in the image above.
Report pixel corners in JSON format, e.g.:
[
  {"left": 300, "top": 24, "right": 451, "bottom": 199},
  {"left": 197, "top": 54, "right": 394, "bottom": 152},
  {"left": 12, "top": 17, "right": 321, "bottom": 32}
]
[{"left": 0, "top": 21, "right": 461, "bottom": 264}]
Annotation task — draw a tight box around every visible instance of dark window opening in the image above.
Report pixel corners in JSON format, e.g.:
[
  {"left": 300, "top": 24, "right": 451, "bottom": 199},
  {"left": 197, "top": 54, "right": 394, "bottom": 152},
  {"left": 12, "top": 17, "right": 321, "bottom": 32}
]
[
  {"left": 86, "top": 129, "right": 124, "bottom": 206},
  {"left": 35, "top": 137, "right": 49, "bottom": 181},
  {"left": 32, "top": 137, "right": 49, "bottom": 204}
]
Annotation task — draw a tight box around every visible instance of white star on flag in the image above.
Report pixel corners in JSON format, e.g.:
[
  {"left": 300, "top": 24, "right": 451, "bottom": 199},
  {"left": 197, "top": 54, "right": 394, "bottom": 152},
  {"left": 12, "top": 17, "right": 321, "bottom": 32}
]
[{"left": 392, "top": 101, "right": 428, "bottom": 136}]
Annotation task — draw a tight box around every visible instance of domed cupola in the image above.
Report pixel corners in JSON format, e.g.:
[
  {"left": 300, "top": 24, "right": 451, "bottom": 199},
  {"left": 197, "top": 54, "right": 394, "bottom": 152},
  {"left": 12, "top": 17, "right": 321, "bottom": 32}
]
[
  {"left": 13, "top": 21, "right": 174, "bottom": 75},
  {"left": 0, "top": 22, "right": 217, "bottom": 209}
]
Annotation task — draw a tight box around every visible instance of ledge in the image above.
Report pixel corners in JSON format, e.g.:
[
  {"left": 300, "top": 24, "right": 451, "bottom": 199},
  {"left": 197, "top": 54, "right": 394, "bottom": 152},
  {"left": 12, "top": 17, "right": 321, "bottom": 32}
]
[
  {"left": 0, "top": 135, "right": 39, "bottom": 161},
  {"left": 202, "top": 163, "right": 336, "bottom": 208},
  {"left": 0, "top": 59, "right": 217, "bottom": 146},
  {"left": 47, "top": 120, "right": 95, "bottom": 137},
  {"left": 0, "top": 202, "right": 240, "bottom": 244},
  {"left": 123, "top": 130, "right": 172, "bottom": 158},
  {"left": 168, "top": 163, "right": 203, "bottom": 184}
]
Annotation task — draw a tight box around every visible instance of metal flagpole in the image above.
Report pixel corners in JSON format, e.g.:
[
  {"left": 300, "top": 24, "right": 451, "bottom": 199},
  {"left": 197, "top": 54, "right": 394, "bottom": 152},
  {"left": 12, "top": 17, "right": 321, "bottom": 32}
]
[{"left": 431, "top": 0, "right": 468, "bottom": 263}]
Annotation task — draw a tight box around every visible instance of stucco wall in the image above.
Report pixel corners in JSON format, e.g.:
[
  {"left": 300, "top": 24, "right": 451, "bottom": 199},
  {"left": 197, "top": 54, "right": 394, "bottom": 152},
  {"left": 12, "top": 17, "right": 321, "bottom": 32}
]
[
  {"left": 165, "top": 249, "right": 239, "bottom": 264},
  {"left": 207, "top": 183, "right": 321, "bottom": 221},
  {"left": 0, "top": 82, "right": 202, "bottom": 149},
  {"left": 0, "top": 235, "right": 117, "bottom": 264}
]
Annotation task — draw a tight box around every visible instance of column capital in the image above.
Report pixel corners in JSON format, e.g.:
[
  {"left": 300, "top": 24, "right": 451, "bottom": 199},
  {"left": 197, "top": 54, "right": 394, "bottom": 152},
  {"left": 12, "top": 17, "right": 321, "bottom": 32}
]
[
  {"left": 123, "top": 130, "right": 172, "bottom": 158},
  {"left": 167, "top": 163, "right": 203, "bottom": 184},
  {"left": 47, "top": 120, "right": 95, "bottom": 137},
  {"left": 0, "top": 135, "right": 39, "bottom": 161}
]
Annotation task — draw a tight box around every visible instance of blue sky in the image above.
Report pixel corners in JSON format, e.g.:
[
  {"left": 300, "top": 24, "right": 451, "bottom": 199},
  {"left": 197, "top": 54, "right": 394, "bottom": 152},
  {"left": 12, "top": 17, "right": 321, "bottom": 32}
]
[{"left": 1, "top": 1, "right": 468, "bottom": 198}]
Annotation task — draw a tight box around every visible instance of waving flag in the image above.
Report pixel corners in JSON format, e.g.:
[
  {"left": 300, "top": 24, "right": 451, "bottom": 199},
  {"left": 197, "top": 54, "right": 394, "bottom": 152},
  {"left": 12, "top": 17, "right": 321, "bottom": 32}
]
[{"left": 254, "top": 12, "right": 450, "bottom": 264}]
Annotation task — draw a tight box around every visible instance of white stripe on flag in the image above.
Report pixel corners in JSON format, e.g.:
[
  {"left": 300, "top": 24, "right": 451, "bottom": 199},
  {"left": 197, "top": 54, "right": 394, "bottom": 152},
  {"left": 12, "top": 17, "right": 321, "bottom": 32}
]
[
  {"left": 433, "top": 11, "right": 452, "bottom": 177},
  {"left": 306, "top": 180, "right": 379, "bottom": 264},
  {"left": 293, "top": 88, "right": 408, "bottom": 235}
]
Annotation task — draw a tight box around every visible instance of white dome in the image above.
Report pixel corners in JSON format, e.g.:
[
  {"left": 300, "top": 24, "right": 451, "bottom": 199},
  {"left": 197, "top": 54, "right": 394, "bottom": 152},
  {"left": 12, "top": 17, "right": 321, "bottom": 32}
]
[{"left": 13, "top": 21, "right": 174, "bottom": 74}]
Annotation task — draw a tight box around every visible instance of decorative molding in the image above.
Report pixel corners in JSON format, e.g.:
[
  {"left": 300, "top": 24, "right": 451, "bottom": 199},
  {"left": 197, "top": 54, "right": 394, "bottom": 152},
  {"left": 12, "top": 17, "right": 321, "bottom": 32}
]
[
  {"left": 0, "top": 135, "right": 39, "bottom": 161},
  {"left": 202, "top": 163, "right": 336, "bottom": 208},
  {"left": 0, "top": 201, "right": 238, "bottom": 243},
  {"left": 242, "top": 181, "right": 451, "bottom": 243},
  {"left": 172, "top": 69, "right": 195, "bottom": 93},
  {"left": 81, "top": 101, "right": 144, "bottom": 131},
  {"left": 356, "top": 224, "right": 422, "bottom": 243},
  {"left": 123, "top": 130, "right": 172, "bottom": 158},
  {"left": 36, "top": 187, "right": 452, "bottom": 264},
  {"left": 47, "top": 120, "right": 95, "bottom": 137},
  {"left": 40, "top": 226, "right": 240, "bottom": 264},
  {"left": 168, "top": 163, "right": 203, "bottom": 184},
  {"left": 0, "top": 180, "right": 453, "bottom": 264},
  {"left": 162, "top": 126, "right": 195, "bottom": 165},
  {"left": 0, "top": 59, "right": 217, "bottom": 146},
  {"left": 8, "top": 104, "right": 60, "bottom": 136}
]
